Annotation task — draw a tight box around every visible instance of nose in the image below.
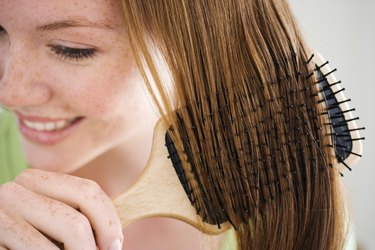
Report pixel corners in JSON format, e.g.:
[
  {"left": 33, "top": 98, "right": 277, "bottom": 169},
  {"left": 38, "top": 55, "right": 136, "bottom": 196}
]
[{"left": 0, "top": 44, "right": 51, "bottom": 109}]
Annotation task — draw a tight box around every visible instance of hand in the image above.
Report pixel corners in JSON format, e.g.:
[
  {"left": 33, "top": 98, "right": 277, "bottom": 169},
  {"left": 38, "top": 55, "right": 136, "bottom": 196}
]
[{"left": 0, "top": 169, "right": 123, "bottom": 250}]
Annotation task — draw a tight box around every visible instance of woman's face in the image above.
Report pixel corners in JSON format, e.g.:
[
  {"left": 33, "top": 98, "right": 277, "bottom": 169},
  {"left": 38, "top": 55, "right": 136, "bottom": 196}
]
[{"left": 0, "top": 0, "right": 158, "bottom": 172}]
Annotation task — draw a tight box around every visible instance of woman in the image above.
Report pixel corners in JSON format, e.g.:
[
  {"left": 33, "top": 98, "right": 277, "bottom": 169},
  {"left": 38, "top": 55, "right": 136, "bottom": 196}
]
[
  {"left": 0, "top": 0, "right": 350, "bottom": 249},
  {"left": 0, "top": 0, "right": 204, "bottom": 249}
]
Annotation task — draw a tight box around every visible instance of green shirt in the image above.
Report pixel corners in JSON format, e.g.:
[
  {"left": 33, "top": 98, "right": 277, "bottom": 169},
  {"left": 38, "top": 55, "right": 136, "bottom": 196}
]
[{"left": 0, "top": 109, "right": 28, "bottom": 184}]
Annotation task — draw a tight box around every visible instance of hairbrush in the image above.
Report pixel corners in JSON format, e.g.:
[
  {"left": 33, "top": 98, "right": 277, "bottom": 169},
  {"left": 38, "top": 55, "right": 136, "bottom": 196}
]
[
  {"left": 112, "top": 52, "right": 364, "bottom": 232},
  {"left": 112, "top": 119, "right": 231, "bottom": 234},
  {"left": 309, "top": 53, "right": 364, "bottom": 173}
]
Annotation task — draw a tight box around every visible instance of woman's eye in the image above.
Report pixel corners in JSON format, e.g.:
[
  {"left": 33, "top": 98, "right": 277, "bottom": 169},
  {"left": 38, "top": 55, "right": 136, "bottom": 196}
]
[{"left": 49, "top": 45, "right": 97, "bottom": 61}]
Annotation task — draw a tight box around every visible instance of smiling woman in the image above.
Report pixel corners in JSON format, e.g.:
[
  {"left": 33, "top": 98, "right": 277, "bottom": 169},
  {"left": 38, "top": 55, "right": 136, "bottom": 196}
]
[
  {"left": 0, "top": 0, "right": 355, "bottom": 249},
  {"left": 0, "top": 0, "right": 157, "bottom": 174},
  {"left": 0, "top": 0, "right": 206, "bottom": 249}
]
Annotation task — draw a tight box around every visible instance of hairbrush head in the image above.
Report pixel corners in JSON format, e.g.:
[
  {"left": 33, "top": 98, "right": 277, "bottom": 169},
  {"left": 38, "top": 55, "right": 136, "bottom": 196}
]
[
  {"left": 164, "top": 51, "right": 365, "bottom": 229},
  {"left": 310, "top": 52, "right": 364, "bottom": 172}
]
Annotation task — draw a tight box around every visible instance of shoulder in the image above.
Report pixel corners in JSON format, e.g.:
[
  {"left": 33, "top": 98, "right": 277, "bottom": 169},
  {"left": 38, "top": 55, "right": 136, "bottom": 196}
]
[{"left": 0, "top": 108, "right": 27, "bottom": 184}]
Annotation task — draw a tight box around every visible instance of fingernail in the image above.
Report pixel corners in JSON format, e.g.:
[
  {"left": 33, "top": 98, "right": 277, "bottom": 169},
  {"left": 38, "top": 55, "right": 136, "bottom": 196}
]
[{"left": 109, "top": 239, "right": 122, "bottom": 250}]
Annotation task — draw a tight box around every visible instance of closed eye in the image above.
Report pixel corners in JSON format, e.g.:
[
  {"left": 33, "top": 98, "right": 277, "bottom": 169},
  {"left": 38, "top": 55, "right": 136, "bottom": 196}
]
[{"left": 48, "top": 45, "right": 97, "bottom": 61}]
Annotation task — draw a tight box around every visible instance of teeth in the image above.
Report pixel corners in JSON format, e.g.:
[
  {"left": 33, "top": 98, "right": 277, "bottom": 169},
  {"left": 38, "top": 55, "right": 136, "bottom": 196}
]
[
  {"left": 23, "top": 119, "right": 73, "bottom": 132},
  {"left": 55, "top": 120, "right": 68, "bottom": 130},
  {"left": 45, "top": 122, "right": 56, "bottom": 131}
]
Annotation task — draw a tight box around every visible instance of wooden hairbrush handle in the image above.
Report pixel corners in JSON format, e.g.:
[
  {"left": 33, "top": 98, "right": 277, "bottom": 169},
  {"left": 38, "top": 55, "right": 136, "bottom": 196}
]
[{"left": 112, "top": 120, "right": 230, "bottom": 235}]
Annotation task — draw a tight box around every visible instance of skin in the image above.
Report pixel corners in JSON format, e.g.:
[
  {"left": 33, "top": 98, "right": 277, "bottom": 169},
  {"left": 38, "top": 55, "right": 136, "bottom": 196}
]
[{"left": 0, "top": 0, "right": 207, "bottom": 249}]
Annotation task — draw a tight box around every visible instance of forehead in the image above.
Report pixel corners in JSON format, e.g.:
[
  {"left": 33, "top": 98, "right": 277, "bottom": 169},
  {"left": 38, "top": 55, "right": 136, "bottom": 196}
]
[{"left": 0, "top": 0, "right": 124, "bottom": 28}]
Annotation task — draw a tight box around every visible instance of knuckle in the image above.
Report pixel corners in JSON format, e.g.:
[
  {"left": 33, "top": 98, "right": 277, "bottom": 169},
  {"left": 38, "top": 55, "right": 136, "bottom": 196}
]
[
  {"left": 81, "top": 179, "right": 103, "bottom": 197},
  {"left": 0, "top": 182, "right": 20, "bottom": 200},
  {"left": 14, "top": 168, "right": 35, "bottom": 182},
  {"left": 70, "top": 215, "right": 92, "bottom": 237}
]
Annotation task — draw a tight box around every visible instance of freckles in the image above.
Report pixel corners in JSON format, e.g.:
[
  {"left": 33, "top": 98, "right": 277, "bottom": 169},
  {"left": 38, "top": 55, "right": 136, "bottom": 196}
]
[
  {"left": 68, "top": 47, "right": 138, "bottom": 117},
  {"left": 78, "top": 86, "right": 120, "bottom": 117}
]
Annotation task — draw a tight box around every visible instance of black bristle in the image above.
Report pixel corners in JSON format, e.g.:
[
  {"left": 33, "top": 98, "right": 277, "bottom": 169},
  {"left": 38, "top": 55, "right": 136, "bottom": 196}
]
[
  {"left": 316, "top": 61, "right": 329, "bottom": 70},
  {"left": 338, "top": 158, "right": 353, "bottom": 171},
  {"left": 318, "top": 80, "right": 342, "bottom": 91},
  {"left": 332, "top": 118, "right": 359, "bottom": 128},
  {"left": 325, "top": 88, "right": 346, "bottom": 100},
  {"left": 305, "top": 71, "right": 314, "bottom": 79},
  {"left": 306, "top": 53, "right": 315, "bottom": 64},
  {"left": 344, "top": 150, "right": 362, "bottom": 158},
  {"left": 346, "top": 137, "right": 365, "bottom": 142},
  {"left": 323, "top": 68, "right": 337, "bottom": 77},
  {"left": 346, "top": 127, "right": 366, "bottom": 133},
  {"left": 329, "top": 107, "right": 354, "bottom": 119},
  {"left": 315, "top": 77, "right": 327, "bottom": 84}
]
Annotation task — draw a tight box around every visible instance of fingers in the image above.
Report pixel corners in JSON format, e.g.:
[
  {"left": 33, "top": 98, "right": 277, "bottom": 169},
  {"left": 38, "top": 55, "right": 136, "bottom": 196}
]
[
  {"left": 0, "top": 182, "right": 97, "bottom": 250},
  {"left": 14, "top": 169, "right": 124, "bottom": 250},
  {"left": 0, "top": 208, "right": 59, "bottom": 250}
]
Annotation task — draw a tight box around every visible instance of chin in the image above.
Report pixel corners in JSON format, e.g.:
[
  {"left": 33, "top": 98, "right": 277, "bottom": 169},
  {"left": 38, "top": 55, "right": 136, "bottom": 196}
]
[
  {"left": 20, "top": 136, "right": 97, "bottom": 174},
  {"left": 22, "top": 148, "right": 85, "bottom": 174}
]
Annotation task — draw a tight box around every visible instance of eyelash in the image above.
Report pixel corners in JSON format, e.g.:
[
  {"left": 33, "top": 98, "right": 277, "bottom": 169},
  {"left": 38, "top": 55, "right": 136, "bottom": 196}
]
[{"left": 49, "top": 45, "right": 97, "bottom": 61}]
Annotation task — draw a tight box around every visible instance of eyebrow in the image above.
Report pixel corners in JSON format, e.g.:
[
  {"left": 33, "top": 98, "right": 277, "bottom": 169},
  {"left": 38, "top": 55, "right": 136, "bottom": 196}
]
[{"left": 36, "top": 17, "right": 116, "bottom": 31}]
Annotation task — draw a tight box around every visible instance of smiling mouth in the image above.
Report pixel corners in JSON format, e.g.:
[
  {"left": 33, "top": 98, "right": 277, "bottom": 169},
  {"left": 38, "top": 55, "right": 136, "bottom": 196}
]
[
  {"left": 22, "top": 117, "right": 83, "bottom": 132},
  {"left": 16, "top": 114, "right": 85, "bottom": 145}
]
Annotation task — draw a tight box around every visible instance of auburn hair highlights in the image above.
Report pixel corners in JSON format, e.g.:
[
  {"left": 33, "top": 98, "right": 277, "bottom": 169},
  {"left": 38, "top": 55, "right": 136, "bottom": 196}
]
[{"left": 120, "top": 0, "right": 348, "bottom": 249}]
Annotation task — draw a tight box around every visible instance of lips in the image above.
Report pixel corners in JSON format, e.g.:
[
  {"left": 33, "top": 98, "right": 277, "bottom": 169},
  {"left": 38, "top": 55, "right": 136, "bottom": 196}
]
[{"left": 16, "top": 112, "right": 85, "bottom": 145}]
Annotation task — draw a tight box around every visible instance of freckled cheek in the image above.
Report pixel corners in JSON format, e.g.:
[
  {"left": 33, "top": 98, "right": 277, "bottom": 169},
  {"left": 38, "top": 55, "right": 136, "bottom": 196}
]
[
  {"left": 66, "top": 72, "right": 138, "bottom": 119},
  {"left": 49, "top": 48, "right": 140, "bottom": 119}
]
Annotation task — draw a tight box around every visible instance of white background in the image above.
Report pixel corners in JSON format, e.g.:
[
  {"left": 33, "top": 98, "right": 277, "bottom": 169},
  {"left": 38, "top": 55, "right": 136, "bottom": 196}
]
[{"left": 289, "top": 0, "right": 375, "bottom": 249}]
